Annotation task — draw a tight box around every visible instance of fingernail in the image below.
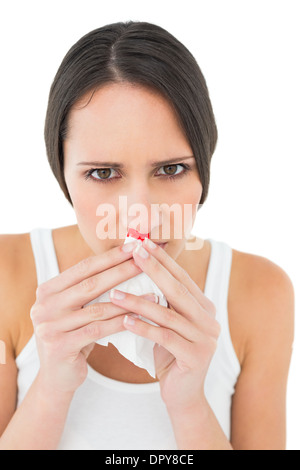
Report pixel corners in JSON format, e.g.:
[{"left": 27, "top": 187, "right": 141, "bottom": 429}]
[
  {"left": 110, "top": 289, "right": 126, "bottom": 300},
  {"left": 144, "top": 238, "right": 157, "bottom": 250},
  {"left": 134, "top": 244, "right": 149, "bottom": 259},
  {"left": 122, "top": 241, "right": 138, "bottom": 252},
  {"left": 143, "top": 293, "right": 159, "bottom": 303},
  {"left": 124, "top": 315, "right": 135, "bottom": 326},
  {"left": 130, "top": 313, "right": 140, "bottom": 319}
]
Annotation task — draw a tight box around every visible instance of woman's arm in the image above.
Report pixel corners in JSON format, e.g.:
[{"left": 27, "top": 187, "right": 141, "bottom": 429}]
[
  {"left": 110, "top": 241, "right": 294, "bottom": 450},
  {"left": 0, "top": 372, "right": 74, "bottom": 450},
  {"left": 0, "top": 345, "right": 73, "bottom": 451},
  {"left": 0, "top": 236, "right": 143, "bottom": 449},
  {"left": 166, "top": 397, "right": 233, "bottom": 450},
  {"left": 110, "top": 239, "right": 232, "bottom": 449},
  {"left": 166, "top": 257, "right": 294, "bottom": 450},
  {"left": 0, "top": 338, "right": 18, "bottom": 440},
  {"left": 0, "top": 237, "right": 74, "bottom": 450},
  {"left": 0, "top": 237, "right": 22, "bottom": 439},
  {"left": 229, "top": 254, "right": 295, "bottom": 450}
]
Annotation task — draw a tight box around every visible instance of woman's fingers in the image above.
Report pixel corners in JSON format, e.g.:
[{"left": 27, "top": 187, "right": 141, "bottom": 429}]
[
  {"left": 64, "top": 316, "right": 127, "bottom": 353},
  {"left": 81, "top": 342, "right": 96, "bottom": 359},
  {"left": 58, "top": 258, "right": 142, "bottom": 311},
  {"left": 47, "top": 293, "right": 160, "bottom": 333},
  {"left": 36, "top": 241, "right": 140, "bottom": 296},
  {"left": 36, "top": 257, "right": 143, "bottom": 319},
  {"left": 132, "top": 243, "right": 217, "bottom": 333},
  {"left": 142, "top": 239, "right": 216, "bottom": 316},
  {"left": 123, "top": 314, "right": 195, "bottom": 370},
  {"left": 52, "top": 302, "right": 128, "bottom": 332},
  {"left": 65, "top": 293, "right": 160, "bottom": 351},
  {"left": 110, "top": 290, "right": 198, "bottom": 342}
]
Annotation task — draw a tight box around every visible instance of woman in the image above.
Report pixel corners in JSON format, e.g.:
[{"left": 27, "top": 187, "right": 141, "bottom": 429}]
[{"left": 0, "top": 21, "right": 294, "bottom": 450}]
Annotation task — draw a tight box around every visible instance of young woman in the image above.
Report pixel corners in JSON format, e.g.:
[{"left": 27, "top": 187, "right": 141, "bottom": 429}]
[{"left": 0, "top": 21, "right": 294, "bottom": 450}]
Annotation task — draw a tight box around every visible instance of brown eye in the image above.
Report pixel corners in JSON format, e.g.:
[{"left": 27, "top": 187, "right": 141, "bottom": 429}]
[
  {"left": 95, "top": 169, "right": 112, "bottom": 179},
  {"left": 163, "top": 165, "right": 178, "bottom": 175},
  {"left": 84, "top": 167, "right": 119, "bottom": 183},
  {"left": 157, "top": 164, "right": 185, "bottom": 177}
]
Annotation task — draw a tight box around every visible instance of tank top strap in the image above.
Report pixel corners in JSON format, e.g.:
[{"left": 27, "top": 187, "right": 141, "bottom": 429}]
[
  {"left": 205, "top": 238, "right": 240, "bottom": 376},
  {"left": 205, "top": 238, "right": 232, "bottom": 309},
  {"left": 29, "top": 228, "right": 60, "bottom": 285}
]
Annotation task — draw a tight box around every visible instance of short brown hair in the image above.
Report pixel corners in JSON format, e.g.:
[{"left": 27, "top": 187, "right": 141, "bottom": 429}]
[{"left": 44, "top": 21, "right": 218, "bottom": 207}]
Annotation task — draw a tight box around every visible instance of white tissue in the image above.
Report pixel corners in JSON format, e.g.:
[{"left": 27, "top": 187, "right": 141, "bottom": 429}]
[{"left": 85, "top": 235, "right": 168, "bottom": 378}]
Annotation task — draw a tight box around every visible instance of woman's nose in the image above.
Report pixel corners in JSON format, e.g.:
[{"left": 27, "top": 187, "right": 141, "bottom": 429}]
[{"left": 119, "top": 191, "right": 162, "bottom": 236}]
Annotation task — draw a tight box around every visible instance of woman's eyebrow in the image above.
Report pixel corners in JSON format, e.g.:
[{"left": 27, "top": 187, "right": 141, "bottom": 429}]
[{"left": 76, "top": 156, "right": 194, "bottom": 168}]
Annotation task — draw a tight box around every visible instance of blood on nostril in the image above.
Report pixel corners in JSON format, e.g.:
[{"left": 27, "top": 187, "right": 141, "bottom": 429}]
[{"left": 126, "top": 228, "right": 150, "bottom": 241}]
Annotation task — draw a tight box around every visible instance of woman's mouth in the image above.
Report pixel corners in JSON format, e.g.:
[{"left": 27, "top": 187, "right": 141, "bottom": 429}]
[{"left": 157, "top": 242, "right": 168, "bottom": 250}]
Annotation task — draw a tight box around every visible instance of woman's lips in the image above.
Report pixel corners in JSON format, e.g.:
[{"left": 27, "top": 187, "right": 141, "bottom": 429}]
[{"left": 157, "top": 242, "right": 167, "bottom": 250}]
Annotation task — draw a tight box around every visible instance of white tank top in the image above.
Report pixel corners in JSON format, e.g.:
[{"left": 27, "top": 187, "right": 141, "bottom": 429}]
[{"left": 16, "top": 228, "right": 240, "bottom": 450}]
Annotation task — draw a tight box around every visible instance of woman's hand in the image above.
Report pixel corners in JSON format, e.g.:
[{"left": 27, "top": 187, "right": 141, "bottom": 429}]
[
  {"left": 30, "top": 241, "right": 146, "bottom": 395},
  {"left": 109, "top": 239, "right": 220, "bottom": 413}
]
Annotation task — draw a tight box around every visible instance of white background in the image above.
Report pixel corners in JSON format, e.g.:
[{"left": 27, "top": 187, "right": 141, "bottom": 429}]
[{"left": 0, "top": 0, "right": 299, "bottom": 449}]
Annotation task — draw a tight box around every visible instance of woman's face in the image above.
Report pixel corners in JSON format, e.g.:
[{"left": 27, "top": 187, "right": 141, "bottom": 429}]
[{"left": 64, "top": 83, "right": 202, "bottom": 259}]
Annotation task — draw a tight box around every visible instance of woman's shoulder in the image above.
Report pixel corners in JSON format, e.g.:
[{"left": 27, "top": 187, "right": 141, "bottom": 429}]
[
  {"left": 231, "top": 245, "right": 293, "bottom": 287},
  {"left": 230, "top": 246, "right": 294, "bottom": 303},
  {"left": 0, "top": 231, "right": 37, "bottom": 284},
  {"left": 0, "top": 232, "right": 37, "bottom": 358},
  {"left": 229, "top": 245, "right": 294, "bottom": 366},
  {"left": 0, "top": 231, "right": 36, "bottom": 293}
]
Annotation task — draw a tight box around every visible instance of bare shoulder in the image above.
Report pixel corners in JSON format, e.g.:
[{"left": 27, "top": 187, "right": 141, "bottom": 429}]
[
  {"left": 0, "top": 232, "right": 38, "bottom": 433},
  {"left": 228, "top": 248, "right": 294, "bottom": 448},
  {"left": 230, "top": 247, "right": 295, "bottom": 300},
  {"left": 0, "top": 232, "right": 37, "bottom": 358},
  {"left": 229, "top": 247, "right": 295, "bottom": 366}
]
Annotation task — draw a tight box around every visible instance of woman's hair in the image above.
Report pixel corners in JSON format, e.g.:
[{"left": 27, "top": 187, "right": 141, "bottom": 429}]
[{"left": 44, "top": 21, "right": 218, "bottom": 206}]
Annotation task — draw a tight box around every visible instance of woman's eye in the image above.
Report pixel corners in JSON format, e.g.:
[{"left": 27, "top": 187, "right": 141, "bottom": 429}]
[
  {"left": 157, "top": 164, "right": 185, "bottom": 177},
  {"left": 84, "top": 163, "right": 189, "bottom": 184},
  {"left": 88, "top": 168, "right": 118, "bottom": 180}
]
